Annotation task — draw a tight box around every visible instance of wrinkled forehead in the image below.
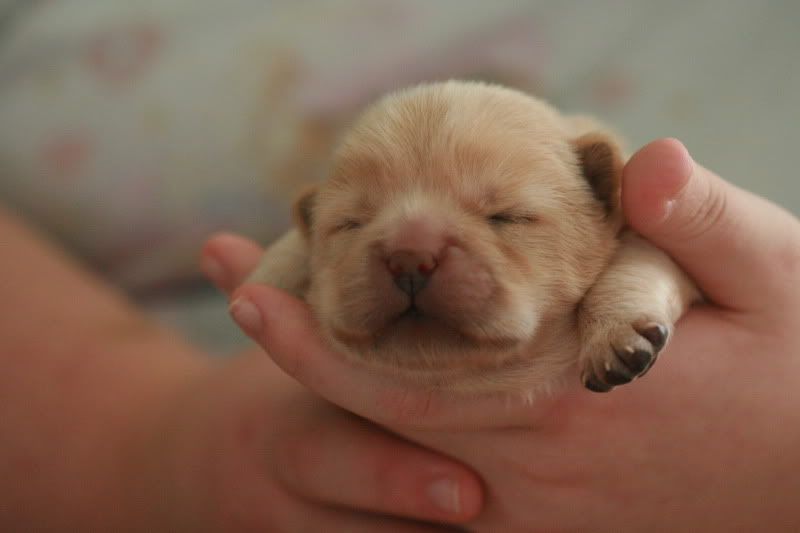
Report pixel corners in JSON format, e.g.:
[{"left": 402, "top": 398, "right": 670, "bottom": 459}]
[{"left": 321, "top": 87, "right": 581, "bottom": 212}]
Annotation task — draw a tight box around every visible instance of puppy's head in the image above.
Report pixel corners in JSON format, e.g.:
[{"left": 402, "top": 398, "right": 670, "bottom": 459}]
[{"left": 285, "top": 81, "right": 624, "bottom": 387}]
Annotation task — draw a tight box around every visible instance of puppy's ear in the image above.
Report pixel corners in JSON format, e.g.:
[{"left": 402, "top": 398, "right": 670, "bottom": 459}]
[
  {"left": 292, "top": 185, "right": 318, "bottom": 240},
  {"left": 573, "top": 132, "right": 624, "bottom": 220},
  {"left": 246, "top": 185, "right": 319, "bottom": 299}
]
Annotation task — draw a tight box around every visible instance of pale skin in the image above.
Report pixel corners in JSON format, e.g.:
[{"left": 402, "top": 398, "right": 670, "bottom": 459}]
[
  {"left": 0, "top": 209, "right": 484, "bottom": 531},
  {"left": 217, "top": 139, "right": 800, "bottom": 532}
]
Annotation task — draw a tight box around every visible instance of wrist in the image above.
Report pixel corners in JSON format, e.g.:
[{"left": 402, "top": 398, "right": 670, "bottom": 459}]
[
  {"left": 99, "top": 336, "right": 217, "bottom": 531},
  {"left": 147, "top": 353, "right": 290, "bottom": 532}
]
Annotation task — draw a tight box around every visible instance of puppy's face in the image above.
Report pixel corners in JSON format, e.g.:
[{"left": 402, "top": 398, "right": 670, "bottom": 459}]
[{"left": 296, "top": 82, "right": 623, "bottom": 386}]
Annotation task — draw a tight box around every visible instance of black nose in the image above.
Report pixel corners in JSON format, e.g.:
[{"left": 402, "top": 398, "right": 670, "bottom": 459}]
[
  {"left": 387, "top": 250, "right": 438, "bottom": 297},
  {"left": 393, "top": 272, "right": 429, "bottom": 296}
]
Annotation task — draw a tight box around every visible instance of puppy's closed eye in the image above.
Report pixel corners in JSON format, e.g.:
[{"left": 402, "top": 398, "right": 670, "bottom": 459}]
[
  {"left": 487, "top": 212, "right": 537, "bottom": 226},
  {"left": 331, "top": 219, "right": 363, "bottom": 234}
]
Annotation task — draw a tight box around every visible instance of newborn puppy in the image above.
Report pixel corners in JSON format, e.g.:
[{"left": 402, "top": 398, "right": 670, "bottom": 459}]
[{"left": 250, "top": 81, "right": 698, "bottom": 395}]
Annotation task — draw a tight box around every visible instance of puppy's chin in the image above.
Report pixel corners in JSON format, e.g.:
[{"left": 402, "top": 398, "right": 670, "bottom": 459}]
[{"left": 326, "top": 310, "right": 535, "bottom": 383}]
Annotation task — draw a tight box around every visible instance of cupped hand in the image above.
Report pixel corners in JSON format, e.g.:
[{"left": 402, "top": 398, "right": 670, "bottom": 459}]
[
  {"left": 215, "top": 139, "right": 800, "bottom": 532},
  {"left": 195, "top": 236, "right": 483, "bottom": 532}
]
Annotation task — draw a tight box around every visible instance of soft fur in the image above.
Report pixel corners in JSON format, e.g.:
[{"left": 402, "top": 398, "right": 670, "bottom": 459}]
[{"left": 249, "top": 80, "right": 698, "bottom": 395}]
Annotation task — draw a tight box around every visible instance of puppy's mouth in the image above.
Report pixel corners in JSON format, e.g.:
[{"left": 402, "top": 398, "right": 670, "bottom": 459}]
[
  {"left": 331, "top": 303, "right": 520, "bottom": 355},
  {"left": 384, "top": 304, "right": 451, "bottom": 336},
  {"left": 395, "top": 302, "right": 425, "bottom": 320}
]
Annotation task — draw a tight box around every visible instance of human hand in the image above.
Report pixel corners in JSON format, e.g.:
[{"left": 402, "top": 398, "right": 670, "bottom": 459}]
[
  {"left": 222, "top": 139, "right": 800, "bottom": 532},
  {"left": 155, "top": 350, "right": 483, "bottom": 532}
]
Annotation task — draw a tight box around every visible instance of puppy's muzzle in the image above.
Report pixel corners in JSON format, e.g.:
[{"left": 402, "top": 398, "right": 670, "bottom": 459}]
[{"left": 387, "top": 250, "right": 437, "bottom": 297}]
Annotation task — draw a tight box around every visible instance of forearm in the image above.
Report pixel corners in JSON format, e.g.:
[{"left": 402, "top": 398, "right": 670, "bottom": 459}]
[
  {"left": 0, "top": 206, "right": 151, "bottom": 349},
  {"left": 0, "top": 207, "right": 212, "bottom": 528}
]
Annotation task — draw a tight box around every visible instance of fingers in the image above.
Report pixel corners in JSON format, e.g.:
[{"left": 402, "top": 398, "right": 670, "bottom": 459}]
[
  {"left": 200, "top": 232, "right": 263, "bottom": 296},
  {"left": 229, "top": 284, "right": 560, "bottom": 430},
  {"left": 274, "top": 404, "right": 482, "bottom": 524},
  {"left": 622, "top": 138, "right": 800, "bottom": 312}
]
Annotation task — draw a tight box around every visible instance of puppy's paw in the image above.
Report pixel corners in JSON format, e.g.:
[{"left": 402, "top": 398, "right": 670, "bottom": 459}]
[{"left": 579, "top": 319, "right": 670, "bottom": 392}]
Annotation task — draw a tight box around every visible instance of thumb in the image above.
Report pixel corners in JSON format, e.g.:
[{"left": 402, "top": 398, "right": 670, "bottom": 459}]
[
  {"left": 622, "top": 138, "right": 800, "bottom": 312},
  {"left": 201, "top": 232, "right": 264, "bottom": 296}
]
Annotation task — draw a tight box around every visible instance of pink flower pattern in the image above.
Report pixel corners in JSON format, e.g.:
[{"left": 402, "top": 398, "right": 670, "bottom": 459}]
[{"left": 85, "top": 23, "right": 163, "bottom": 86}]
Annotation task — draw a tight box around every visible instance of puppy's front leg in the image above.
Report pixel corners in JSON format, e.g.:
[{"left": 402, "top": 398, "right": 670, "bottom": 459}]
[
  {"left": 578, "top": 231, "right": 700, "bottom": 392},
  {"left": 247, "top": 228, "right": 310, "bottom": 299}
]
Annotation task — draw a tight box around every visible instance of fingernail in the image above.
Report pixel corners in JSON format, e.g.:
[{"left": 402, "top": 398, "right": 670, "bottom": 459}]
[
  {"left": 656, "top": 156, "right": 693, "bottom": 224},
  {"left": 427, "top": 478, "right": 461, "bottom": 514},
  {"left": 201, "top": 256, "right": 227, "bottom": 288},
  {"left": 663, "top": 141, "right": 696, "bottom": 201},
  {"left": 659, "top": 198, "right": 676, "bottom": 224},
  {"left": 229, "top": 298, "right": 262, "bottom": 335}
]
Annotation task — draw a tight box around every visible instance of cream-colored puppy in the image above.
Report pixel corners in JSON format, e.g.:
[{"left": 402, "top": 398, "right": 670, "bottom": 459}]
[{"left": 250, "top": 80, "right": 698, "bottom": 396}]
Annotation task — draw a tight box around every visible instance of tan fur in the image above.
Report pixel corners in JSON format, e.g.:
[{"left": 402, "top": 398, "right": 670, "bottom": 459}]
[
  {"left": 251, "top": 80, "right": 698, "bottom": 395},
  {"left": 247, "top": 228, "right": 309, "bottom": 298}
]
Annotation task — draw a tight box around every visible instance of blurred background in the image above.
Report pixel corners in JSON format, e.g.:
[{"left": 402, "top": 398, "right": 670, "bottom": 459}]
[{"left": 1, "top": 0, "right": 798, "bottom": 353}]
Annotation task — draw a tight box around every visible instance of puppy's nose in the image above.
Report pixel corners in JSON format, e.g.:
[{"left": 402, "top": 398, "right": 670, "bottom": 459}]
[{"left": 387, "top": 250, "right": 438, "bottom": 297}]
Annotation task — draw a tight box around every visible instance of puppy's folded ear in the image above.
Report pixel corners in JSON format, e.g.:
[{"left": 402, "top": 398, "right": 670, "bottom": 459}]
[
  {"left": 573, "top": 132, "right": 624, "bottom": 226},
  {"left": 292, "top": 185, "right": 318, "bottom": 240},
  {"left": 247, "top": 186, "right": 318, "bottom": 299}
]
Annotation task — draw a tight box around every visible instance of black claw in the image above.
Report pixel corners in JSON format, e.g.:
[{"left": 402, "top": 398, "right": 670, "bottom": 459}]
[
  {"left": 604, "top": 367, "right": 635, "bottom": 385},
  {"left": 583, "top": 374, "right": 614, "bottom": 393},
  {"left": 614, "top": 346, "right": 653, "bottom": 374},
  {"left": 638, "top": 353, "right": 660, "bottom": 377},
  {"left": 636, "top": 323, "right": 669, "bottom": 352}
]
